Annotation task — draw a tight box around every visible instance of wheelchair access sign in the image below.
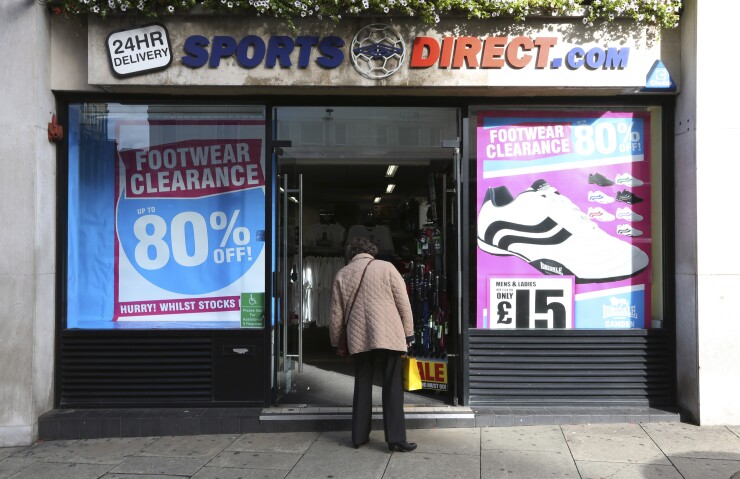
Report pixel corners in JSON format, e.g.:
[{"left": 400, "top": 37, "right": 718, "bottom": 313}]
[{"left": 241, "top": 292, "right": 264, "bottom": 328}]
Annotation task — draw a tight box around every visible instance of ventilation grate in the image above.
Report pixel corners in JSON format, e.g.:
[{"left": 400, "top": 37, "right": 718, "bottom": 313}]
[
  {"left": 468, "top": 329, "right": 675, "bottom": 406},
  {"left": 60, "top": 335, "right": 213, "bottom": 407}
]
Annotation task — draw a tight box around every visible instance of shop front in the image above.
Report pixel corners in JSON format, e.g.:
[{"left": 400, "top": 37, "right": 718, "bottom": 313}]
[{"left": 54, "top": 14, "right": 679, "bottom": 412}]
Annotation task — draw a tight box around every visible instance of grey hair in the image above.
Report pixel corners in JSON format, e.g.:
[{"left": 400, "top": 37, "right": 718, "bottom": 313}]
[{"left": 346, "top": 237, "right": 377, "bottom": 261}]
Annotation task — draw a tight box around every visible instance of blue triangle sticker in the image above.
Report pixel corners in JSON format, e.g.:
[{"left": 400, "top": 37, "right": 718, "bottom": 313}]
[{"left": 644, "top": 60, "right": 676, "bottom": 90}]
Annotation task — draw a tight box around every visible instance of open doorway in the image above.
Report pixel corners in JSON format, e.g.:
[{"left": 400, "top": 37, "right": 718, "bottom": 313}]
[{"left": 273, "top": 107, "right": 460, "bottom": 407}]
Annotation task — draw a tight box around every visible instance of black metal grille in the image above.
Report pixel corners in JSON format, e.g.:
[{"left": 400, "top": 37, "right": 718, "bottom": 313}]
[
  {"left": 468, "top": 329, "right": 675, "bottom": 406},
  {"left": 60, "top": 335, "right": 213, "bottom": 406}
]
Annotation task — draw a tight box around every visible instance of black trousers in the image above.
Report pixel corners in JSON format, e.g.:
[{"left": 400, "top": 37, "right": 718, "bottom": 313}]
[{"left": 352, "top": 349, "right": 407, "bottom": 444}]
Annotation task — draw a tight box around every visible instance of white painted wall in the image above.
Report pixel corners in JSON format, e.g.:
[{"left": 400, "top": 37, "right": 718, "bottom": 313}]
[
  {"left": 692, "top": 0, "right": 740, "bottom": 425},
  {"left": 674, "top": 0, "right": 699, "bottom": 423},
  {"left": 0, "top": 0, "right": 56, "bottom": 446}
]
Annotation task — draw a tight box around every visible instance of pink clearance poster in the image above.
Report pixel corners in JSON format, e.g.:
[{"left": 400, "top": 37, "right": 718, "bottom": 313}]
[
  {"left": 113, "top": 120, "right": 266, "bottom": 328},
  {"left": 476, "top": 110, "right": 651, "bottom": 329}
]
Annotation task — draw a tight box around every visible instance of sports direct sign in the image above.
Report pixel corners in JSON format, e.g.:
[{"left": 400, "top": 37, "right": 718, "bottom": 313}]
[{"left": 90, "top": 18, "right": 677, "bottom": 90}]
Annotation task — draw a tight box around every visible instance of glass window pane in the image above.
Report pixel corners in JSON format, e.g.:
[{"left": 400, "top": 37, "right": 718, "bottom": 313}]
[
  {"left": 66, "top": 103, "right": 266, "bottom": 329},
  {"left": 468, "top": 106, "right": 663, "bottom": 330}
]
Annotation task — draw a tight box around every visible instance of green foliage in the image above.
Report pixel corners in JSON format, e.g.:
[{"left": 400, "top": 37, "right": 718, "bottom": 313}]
[{"left": 49, "top": 0, "right": 682, "bottom": 30}]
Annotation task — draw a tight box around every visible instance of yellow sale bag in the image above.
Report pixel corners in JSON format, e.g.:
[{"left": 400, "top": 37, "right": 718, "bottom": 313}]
[{"left": 402, "top": 355, "right": 422, "bottom": 391}]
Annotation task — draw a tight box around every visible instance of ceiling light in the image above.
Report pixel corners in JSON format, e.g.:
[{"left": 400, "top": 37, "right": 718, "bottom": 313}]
[
  {"left": 385, "top": 165, "right": 398, "bottom": 177},
  {"left": 385, "top": 184, "right": 396, "bottom": 194},
  {"left": 373, "top": 197, "right": 381, "bottom": 204}
]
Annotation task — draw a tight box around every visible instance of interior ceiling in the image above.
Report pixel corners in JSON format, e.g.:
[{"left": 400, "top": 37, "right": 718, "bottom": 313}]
[{"left": 280, "top": 162, "right": 447, "bottom": 206}]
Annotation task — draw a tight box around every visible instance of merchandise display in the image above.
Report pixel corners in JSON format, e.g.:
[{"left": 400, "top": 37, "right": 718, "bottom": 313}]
[
  {"left": 477, "top": 179, "right": 649, "bottom": 283},
  {"left": 615, "top": 173, "right": 644, "bottom": 187},
  {"left": 616, "top": 189, "right": 644, "bottom": 204},
  {"left": 587, "top": 172, "right": 614, "bottom": 186},
  {"left": 588, "top": 190, "right": 616, "bottom": 204},
  {"left": 616, "top": 207, "right": 643, "bottom": 222},
  {"left": 587, "top": 206, "right": 616, "bottom": 222}
]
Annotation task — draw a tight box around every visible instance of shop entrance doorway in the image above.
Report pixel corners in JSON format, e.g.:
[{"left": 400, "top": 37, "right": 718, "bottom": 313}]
[{"left": 273, "top": 106, "right": 461, "bottom": 407}]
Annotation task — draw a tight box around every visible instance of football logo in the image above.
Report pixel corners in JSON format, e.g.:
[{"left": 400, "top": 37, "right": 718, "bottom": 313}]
[{"left": 350, "top": 24, "right": 406, "bottom": 79}]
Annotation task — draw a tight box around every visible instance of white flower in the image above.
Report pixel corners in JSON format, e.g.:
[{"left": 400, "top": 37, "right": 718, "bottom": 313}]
[
  {"left": 92, "top": 5, "right": 100, "bottom": 12},
  {"left": 383, "top": 6, "right": 389, "bottom": 12},
  {"left": 167, "top": 5, "right": 175, "bottom": 12}
]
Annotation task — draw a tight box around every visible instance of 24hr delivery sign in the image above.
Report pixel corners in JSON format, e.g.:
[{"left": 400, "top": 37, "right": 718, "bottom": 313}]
[{"left": 114, "top": 120, "right": 266, "bottom": 327}]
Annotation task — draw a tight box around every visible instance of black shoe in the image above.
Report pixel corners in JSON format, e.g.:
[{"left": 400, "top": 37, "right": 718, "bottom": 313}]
[
  {"left": 616, "top": 189, "right": 643, "bottom": 205},
  {"left": 388, "top": 441, "right": 417, "bottom": 452}
]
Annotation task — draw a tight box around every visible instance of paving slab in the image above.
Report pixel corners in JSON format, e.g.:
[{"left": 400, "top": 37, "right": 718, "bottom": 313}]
[
  {"left": 285, "top": 435, "right": 390, "bottom": 479},
  {"left": 481, "top": 425, "right": 568, "bottom": 453},
  {"left": 575, "top": 460, "right": 683, "bottom": 478},
  {"left": 141, "top": 434, "right": 238, "bottom": 458},
  {"left": 191, "top": 466, "right": 288, "bottom": 479},
  {"left": 730, "top": 426, "right": 740, "bottom": 438},
  {"left": 405, "top": 427, "right": 480, "bottom": 455},
  {"left": 383, "top": 450, "right": 480, "bottom": 479},
  {"left": 0, "top": 457, "right": 36, "bottom": 479},
  {"left": 562, "top": 424, "right": 670, "bottom": 465},
  {"left": 670, "top": 456, "right": 740, "bottom": 479},
  {"left": 42, "top": 437, "right": 159, "bottom": 465},
  {"left": 5, "top": 461, "right": 113, "bottom": 479},
  {"left": 7, "top": 440, "right": 80, "bottom": 461},
  {"left": 108, "top": 456, "right": 209, "bottom": 476},
  {"left": 101, "top": 474, "right": 191, "bottom": 479},
  {"left": 0, "top": 447, "right": 25, "bottom": 461},
  {"left": 642, "top": 423, "right": 740, "bottom": 460},
  {"left": 207, "top": 450, "right": 302, "bottom": 470},
  {"left": 481, "top": 449, "right": 579, "bottom": 478},
  {"left": 562, "top": 424, "right": 650, "bottom": 438},
  {"left": 227, "top": 431, "right": 320, "bottom": 454}
]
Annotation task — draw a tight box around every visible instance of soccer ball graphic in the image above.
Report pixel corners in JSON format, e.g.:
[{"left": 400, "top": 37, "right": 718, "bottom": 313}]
[{"left": 350, "top": 24, "right": 406, "bottom": 80}]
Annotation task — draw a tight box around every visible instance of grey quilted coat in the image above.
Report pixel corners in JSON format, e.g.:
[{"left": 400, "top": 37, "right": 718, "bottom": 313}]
[{"left": 329, "top": 253, "right": 414, "bottom": 355}]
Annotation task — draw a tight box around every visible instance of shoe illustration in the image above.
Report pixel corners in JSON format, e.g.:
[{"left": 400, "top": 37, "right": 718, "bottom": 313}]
[
  {"left": 616, "top": 224, "right": 644, "bottom": 237},
  {"left": 616, "top": 190, "right": 643, "bottom": 204},
  {"left": 616, "top": 207, "right": 643, "bottom": 222},
  {"left": 477, "top": 179, "right": 649, "bottom": 283},
  {"left": 588, "top": 190, "right": 616, "bottom": 204},
  {"left": 615, "top": 173, "right": 644, "bottom": 187},
  {"left": 588, "top": 173, "right": 614, "bottom": 186},
  {"left": 587, "top": 207, "right": 615, "bottom": 222}
]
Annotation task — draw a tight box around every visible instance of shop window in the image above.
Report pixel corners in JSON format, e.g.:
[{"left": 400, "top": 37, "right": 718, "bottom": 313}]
[
  {"left": 65, "top": 103, "right": 267, "bottom": 329},
  {"left": 468, "top": 106, "right": 664, "bottom": 331}
]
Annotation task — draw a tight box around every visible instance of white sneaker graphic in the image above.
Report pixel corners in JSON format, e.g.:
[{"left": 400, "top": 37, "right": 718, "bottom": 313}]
[
  {"left": 588, "top": 190, "right": 616, "bottom": 204},
  {"left": 616, "top": 207, "right": 643, "bottom": 222},
  {"left": 616, "top": 224, "right": 644, "bottom": 237},
  {"left": 615, "top": 173, "right": 644, "bottom": 187},
  {"left": 477, "top": 179, "right": 649, "bottom": 283},
  {"left": 587, "top": 207, "right": 615, "bottom": 222}
]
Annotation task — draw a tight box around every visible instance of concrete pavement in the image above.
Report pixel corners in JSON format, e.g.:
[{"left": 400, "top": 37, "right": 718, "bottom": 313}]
[{"left": 2, "top": 422, "right": 740, "bottom": 479}]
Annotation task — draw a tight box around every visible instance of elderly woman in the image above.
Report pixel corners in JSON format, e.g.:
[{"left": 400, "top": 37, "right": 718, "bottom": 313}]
[{"left": 329, "top": 237, "right": 417, "bottom": 452}]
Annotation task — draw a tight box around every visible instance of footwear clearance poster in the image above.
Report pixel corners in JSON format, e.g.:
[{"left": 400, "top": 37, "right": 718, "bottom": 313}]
[
  {"left": 82, "top": 120, "right": 267, "bottom": 328},
  {"left": 475, "top": 110, "right": 651, "bottom": 329},
  {"left": 109, "top": 120, "right": 267, "bottom": 328}
]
